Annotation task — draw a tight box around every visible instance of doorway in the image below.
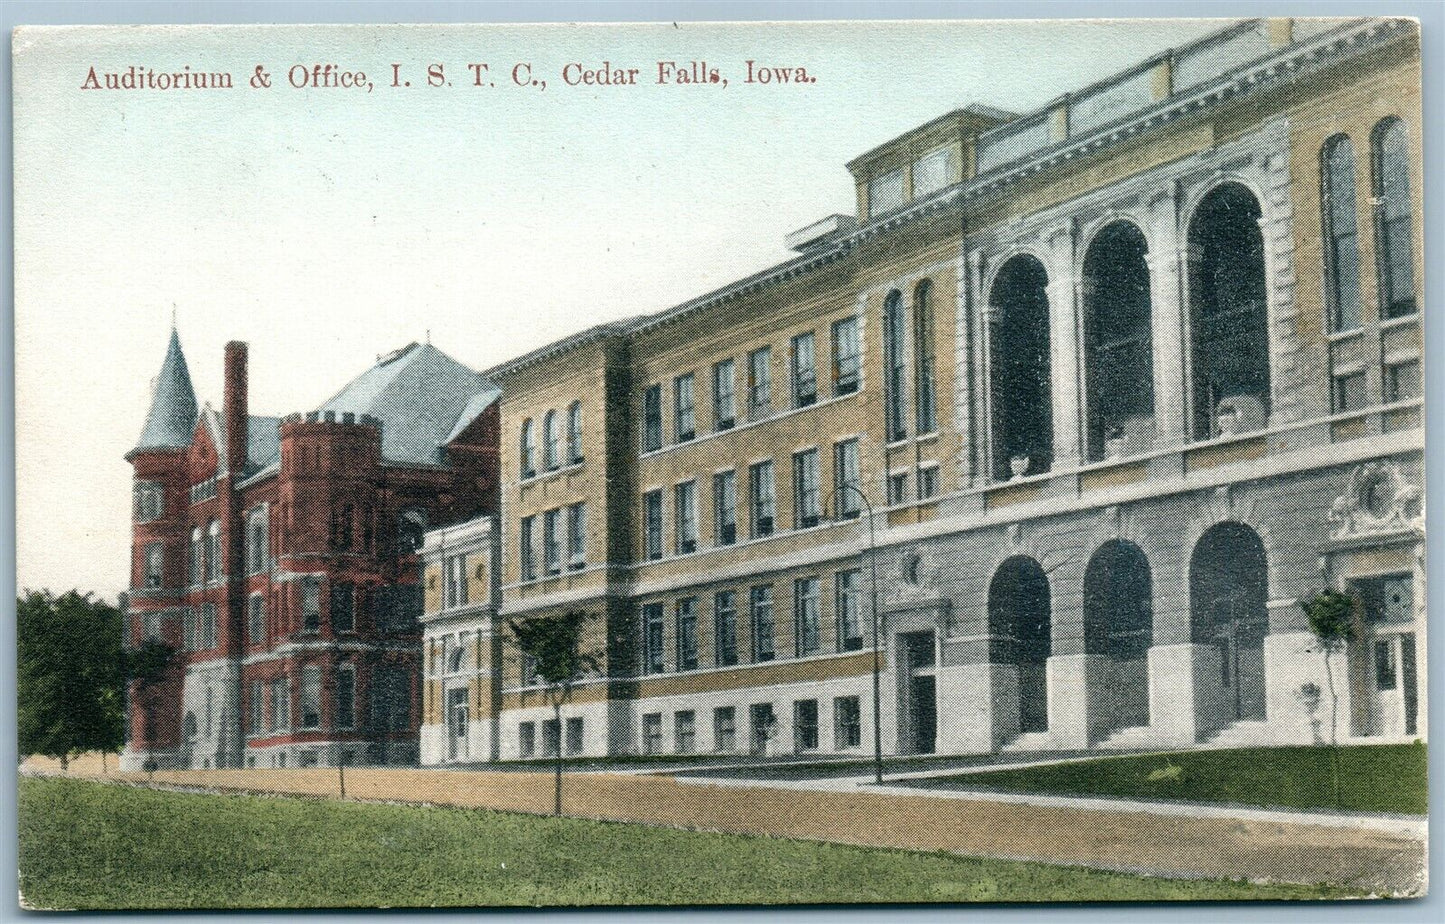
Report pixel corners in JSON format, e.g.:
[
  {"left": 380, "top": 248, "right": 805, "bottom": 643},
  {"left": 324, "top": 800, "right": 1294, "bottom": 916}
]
[
  {"left": 447, "top": 688, "right": 470, "bottom": 761},
  {"left": 1355, "top": 575, "right": 1419, "bottom": 737},
  {"left": 900, "top": 631, "right": 937, "bottom": 754}
]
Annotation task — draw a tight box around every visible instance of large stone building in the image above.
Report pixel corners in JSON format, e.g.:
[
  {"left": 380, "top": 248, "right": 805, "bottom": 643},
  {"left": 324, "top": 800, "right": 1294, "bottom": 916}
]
[
  {"left": 298, "top": 18, "right": 1427, "bottom": 766},
  {"left": 123, "top": 336, "right": 499, "bottom": 770}
]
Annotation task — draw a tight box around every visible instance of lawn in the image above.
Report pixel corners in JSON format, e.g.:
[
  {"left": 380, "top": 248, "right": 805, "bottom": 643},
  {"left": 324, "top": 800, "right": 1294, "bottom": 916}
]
[
  {"left": 908, "top": 743, "right": 1427, "bottom": 815},
  {"left": 19, "top": 776, "right": 1346, "bottom": 909}
]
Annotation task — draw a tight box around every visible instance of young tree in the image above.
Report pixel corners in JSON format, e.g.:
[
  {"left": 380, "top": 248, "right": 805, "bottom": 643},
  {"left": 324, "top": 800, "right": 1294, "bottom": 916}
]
[
  {"left": 126, "top": 637, "right": 179, "bottom": 770},
  {"left": 17, "top": 590, "right": 126, "bottom": 770},
  {"left": 507, "top": 610, "right": 599, "bottom": 816},
  {"left": 1300, "top": 588, "right": 1356, "bottom": 809}
]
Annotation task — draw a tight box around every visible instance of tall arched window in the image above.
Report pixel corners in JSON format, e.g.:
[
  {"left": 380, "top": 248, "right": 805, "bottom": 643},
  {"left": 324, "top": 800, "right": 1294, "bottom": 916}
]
[
  {"left": 520, "top": 418, "right": 536, "bottom": 478},
  {"left": 913, "top": 280, "right": 937, "bottom": 435},
  {"left": 247, "top": 508, "right": 268, "bottom": 574},
  {"left": 1083, "top": 221, "right": 1154, "bottom": 461},
  {"left": 1372, "top": 117, "right": 1416, "bottom": 319},
  {"left": 988, "top": 255, "right": 1053, "bottom": 479},
  {"left": 566, "top": 401, "right": 583, "bottom": 464},
  {"left": 542, "top": 410, "right": 560, "bottom": 471},
  {"left": 882, "top": 290, "right": 909, "bottom": 442},
  {"left": 189, "top": 527, "right": 203, "bottom": 586},
  {"left": 1321, "top": 135, "right": 1362, "bottom": 332},
  {"left": 205, "top": 520, "right": 220, "bottom": 581},
  {"left": 144, "top": 543, "right": 165, "bottom": 588}
]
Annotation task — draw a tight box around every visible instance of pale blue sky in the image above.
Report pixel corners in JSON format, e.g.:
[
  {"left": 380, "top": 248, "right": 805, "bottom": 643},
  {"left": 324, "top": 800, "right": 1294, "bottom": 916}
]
[{"left": 15, "top": 19, "right": 1233, "bottom": 597}]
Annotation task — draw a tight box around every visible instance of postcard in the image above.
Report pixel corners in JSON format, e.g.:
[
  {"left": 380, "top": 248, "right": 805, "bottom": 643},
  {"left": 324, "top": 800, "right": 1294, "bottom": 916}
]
[{"left": 13, "top": 15, "right": 1427, "bottom": 910}]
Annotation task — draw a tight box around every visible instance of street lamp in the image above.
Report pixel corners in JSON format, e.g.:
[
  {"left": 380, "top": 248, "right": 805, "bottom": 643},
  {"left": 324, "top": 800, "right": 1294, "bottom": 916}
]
[{"left": 824, "top": 482, "right": 884, "bottom": 785}]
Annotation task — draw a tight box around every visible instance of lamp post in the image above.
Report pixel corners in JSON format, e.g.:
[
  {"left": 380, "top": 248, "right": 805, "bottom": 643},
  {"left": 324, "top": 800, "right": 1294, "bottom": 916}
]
[{"left": 824, "top": 482, "right": 883, "bottom": 785}]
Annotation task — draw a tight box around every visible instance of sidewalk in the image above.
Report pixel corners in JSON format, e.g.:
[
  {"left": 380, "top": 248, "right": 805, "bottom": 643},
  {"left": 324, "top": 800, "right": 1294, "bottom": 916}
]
[{"left": 25, "top": 756, "right": 1426, "bottom": 894}]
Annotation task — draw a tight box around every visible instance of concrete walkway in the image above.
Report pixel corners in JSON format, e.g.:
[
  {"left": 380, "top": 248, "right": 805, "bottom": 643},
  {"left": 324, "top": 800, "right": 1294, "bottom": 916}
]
[{"left": 25, "top": 755, "right": 1426, "bottom": 895}]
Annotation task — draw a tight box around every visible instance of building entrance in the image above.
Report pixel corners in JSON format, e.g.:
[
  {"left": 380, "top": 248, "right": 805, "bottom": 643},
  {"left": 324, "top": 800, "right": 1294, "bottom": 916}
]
[
  {"left": 1354, "top": 575, "right": 1419, "bottom": 737},
  {"left": 447, "top": 688, "right": 470, "bottom": 761},
  {"left": 900, "top": 631, "right": 937, "bottom": 754}
]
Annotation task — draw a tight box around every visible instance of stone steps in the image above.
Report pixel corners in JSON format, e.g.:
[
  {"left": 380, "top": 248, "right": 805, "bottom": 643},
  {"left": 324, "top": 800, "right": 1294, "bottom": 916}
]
[
  {"left": 1001, "top": 730, "right": 1056, "bottom": 752},
  {"left": 1094, "top": 725, "right": 1170, "bottom": 750},
  {"left": 1201, "top": 719, "right": 1273, "bottom": 748}
]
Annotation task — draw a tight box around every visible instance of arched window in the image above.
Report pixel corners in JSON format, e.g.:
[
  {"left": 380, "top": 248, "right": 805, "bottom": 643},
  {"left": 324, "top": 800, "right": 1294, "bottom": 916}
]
[
  {"left": 189, "top": 527, "right": 203, "bottom": 586},
  {"left": 989, "top": 255, "right": 1053, "bottom": 480},
  {"left": 1187, "top": 182, "right": 1269, "bottom": 440},
  {"left": 398, "top": 508, "right": 427, "bottom": 554},
  {"left": 448, "top": 644, "right": 467, "bottom": 674},
  {"left": 567, "top": 401, "right": 583, "bottom": 464},
  {"left": 1372, "top": 117, "right": 1416, "bottom": 319},
  {"left": 520, "top": 418, "right": 536, "bottom": 478},
  {"left": 913, "top": 280, "right": 937, "bottom": 435},
  {"left": 882, "top": 290, "right": 909, "bottom": 441},
  {"left": 247, "top": 508, "right": 268, "bottom": 574},
  {"left": 1321, "top": 135, "right": 1362, "bottom": 332},
  {"left": 1083, "top": 221, "right": 1154, "bottom": 461},
  {"left": 543, "top": 410, "right": 560, "bottom": 471},
  {"left": 205, "top": 520, "right": 220, "bottom": 581}
]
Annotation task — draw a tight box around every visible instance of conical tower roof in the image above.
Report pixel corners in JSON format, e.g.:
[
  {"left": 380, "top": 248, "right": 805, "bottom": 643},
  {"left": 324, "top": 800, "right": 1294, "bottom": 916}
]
[{"left": 130, "top": 327, "right": 199, "bottom": 457}]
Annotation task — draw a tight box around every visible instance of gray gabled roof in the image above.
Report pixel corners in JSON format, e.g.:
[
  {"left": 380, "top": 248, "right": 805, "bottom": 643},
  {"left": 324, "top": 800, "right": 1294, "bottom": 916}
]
[
  {"left": 318, "top": 342, "right": 498, "bottom": 466},
  {"left": 130, "top": 327, "right": 199, "bottom": 457}
]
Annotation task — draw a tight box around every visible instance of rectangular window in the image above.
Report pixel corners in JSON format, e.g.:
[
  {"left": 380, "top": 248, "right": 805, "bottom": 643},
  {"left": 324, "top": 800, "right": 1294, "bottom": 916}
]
[
  {"left": 868, "top": 167, "right": 905, "bottom": 215},
  {"left": 565, "top": 717, "right": 584, "bottom": 755},
  {"left": 543, "top": 509, "right": 562, "bottom": 575},
  {"left": 372, "top": 667, "right": 411, "bottom": 732},
  {"left": 750, "top": 585, "right": 775, "bottom": 663},
  {"left": 445, "top": 555, "right": 469, "bottom": 609},
  {"left": 675, "top": 481, "right": 698, "bottom": 555},
  {"left": 795, "top": 578, "right": 821, "bottom": 656},
  {"left": 791, "top": 332, "right": 817, "bottom": 408},
  {"left": 888, "top": 472, "right": 909, "bottom": 505},
  {"left": 1384, "top": 360, "right": 1421, "bottom": 403},
  {"left": 713, "top": 359, "right": 736, "bottom": 430},
  {"left": 201, "top": 604, "right": 217, "bottom": 649},
  {"left": 642, "top": 384, "right": 663, "bottom": 452},
  {"left": 301, "top": 666, "right": 322, "bottom": 729},
  {"left": 917, "top": 465, "right": 939, "bottom": 501},
  {"left": 832, "top": 316, "right": 861, "bottom": 396},
  {"left": 331, "top": 582, "right": 354, "bottom": 632},
  {"left": 749, "top": 461, "right": 775, "bottom": 538},
  {"left": 747, "top": 347, "right": 772, "bottom": 419},
  {"left": 836, "top": 570, "right": 864, "bottom": 652},
  {"left": 519, "top": 721, "right": 536, "bottom": 758},
  {"left": 750, "top": 703, "right": 775, "bottom": 755},
  {"left": 1334, "top": 370, "right": 1368, "bottom": 413},
  {"left": 676, "top": 598, "right": 698, "bottom": 671},
  {"left": 248, "top": 595, "right": 265, "bottom": 644},
  {"left": 249, "top": 679, "right": 263, "bottom": 735},
  {"left": 567, "top": 502, "right": 586, "bottom": 569},
  {"left": 643, "top": 602, "right": 666, "bottom": 674},
  {"left": 270, "top": 676, "right": 289, "bottom": 732},
  {"left": 793, "top": 449, "right": 821, "bottom": 529},
  {"left": 834, "top": 439, "right": 861, "bottom": 519},
  {"left": 644, "top": 490, "right": 664, "bottom": 560},
  {"left": 674, "top": 710, "right": 696, "bottom": 754},
  {"left": 541, "top": 718, "right": 560, "bottom": 758},
  {"left": 334, "top": 665, "right": 355, "bottom": 729},
  {"left": 714, "top": 591, "right": 738, "bottom": 667},
  {"left": 794, "top": 699, "right": 819, "bottom": 751},
  {"left": 183, "top": 608, "right": 197, "bottom": 651},
  {"left": 642, "top": 713, "right": 663, "bottom": 755},
  {"left": 713, "top": 471, "right": 737, "bottom": 546},
  {"left": 713, "top": 706, "right": 736, "bottom": 751},
  {"left": 302, "top": 578, "right": 321, "bottom": 633},
  {"left": 835, "top": 695, "right": 862, "bottom": 748},
  {"left": 674, "top": 373, "right": 696, "bottom": 442},
  {"left": 1375, "top": 639, "right": 1397, "bottom": 690},
  {"left": 520, "top": 515, "right": 537, "bottom": 581}
]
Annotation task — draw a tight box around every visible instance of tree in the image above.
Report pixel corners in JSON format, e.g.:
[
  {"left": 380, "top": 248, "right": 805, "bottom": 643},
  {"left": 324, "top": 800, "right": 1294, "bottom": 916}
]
[
  {"left": 17, "top": 591, "right": 126, "bottom": 770},
  {"left": 127, "top": 637, "right": 179, "bottom": 770},
  {"left": 1300, "top": 588, "right": 1356, "bottom": 809},
  {"left": 507, "top": 611, "right": 599, "bottom": 816}
]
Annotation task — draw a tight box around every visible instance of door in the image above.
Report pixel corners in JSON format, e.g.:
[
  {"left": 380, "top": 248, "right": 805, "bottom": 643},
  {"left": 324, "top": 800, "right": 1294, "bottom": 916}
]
[
  {"left": 447, "top": 688, "right": 469, "bottom": 761},
  {"left": 1357, "top": 575, "right": 1418, "bottom": 737},
  {"left": 900, "top": 631, "right": 937, "bottom": 754}
]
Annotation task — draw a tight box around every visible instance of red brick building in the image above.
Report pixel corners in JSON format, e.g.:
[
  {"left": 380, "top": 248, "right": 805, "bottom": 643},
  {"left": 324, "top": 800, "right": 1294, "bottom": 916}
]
[{"left": 122, "top": 329, "right": 498, "bottom": 769}]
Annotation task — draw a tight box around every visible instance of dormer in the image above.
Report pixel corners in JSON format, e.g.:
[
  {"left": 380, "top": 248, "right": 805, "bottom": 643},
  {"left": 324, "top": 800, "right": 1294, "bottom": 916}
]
[{"left": 846, "top": 104, "right": 1013, "bottom": 222}]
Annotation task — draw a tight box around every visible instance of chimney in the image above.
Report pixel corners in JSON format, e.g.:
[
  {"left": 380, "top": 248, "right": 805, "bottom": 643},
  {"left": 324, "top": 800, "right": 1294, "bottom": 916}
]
[{"left": 224, "top": 341, "right": 249, "bottom": 478}]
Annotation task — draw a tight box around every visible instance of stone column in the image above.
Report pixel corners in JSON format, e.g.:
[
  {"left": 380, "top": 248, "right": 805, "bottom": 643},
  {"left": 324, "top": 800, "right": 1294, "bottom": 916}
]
[
  {"left": 1043, "top": 223, "right": 1083, "bottom": 470},
  {"left": 979, "top": 292, "right": 999, "bottom": 483},
  {"left": 1145, "top": 184, "right": 1188, "bottom": 450},
  {"left": 956, "top": 252, "right": 982, "bottom": 488}
]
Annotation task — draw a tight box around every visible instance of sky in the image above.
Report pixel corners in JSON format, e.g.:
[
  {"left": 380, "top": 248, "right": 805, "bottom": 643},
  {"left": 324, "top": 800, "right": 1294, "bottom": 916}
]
[{"left": 14, "top": 18, "right": 1232, "bottom": 600}]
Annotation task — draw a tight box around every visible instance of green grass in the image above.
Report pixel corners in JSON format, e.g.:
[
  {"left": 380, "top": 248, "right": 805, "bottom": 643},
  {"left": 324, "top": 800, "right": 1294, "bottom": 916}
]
[
  {"left": 909, "top": 743, "right": 1427, "bottom": 815},
  {"left": 19, "top": 777, "right": 1348, "bottom": 909}
]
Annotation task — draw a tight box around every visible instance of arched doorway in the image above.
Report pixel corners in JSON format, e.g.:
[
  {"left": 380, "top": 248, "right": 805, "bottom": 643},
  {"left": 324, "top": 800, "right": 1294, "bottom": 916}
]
[
  {"left": 182, "top": 711, "right": 198, "bottom": 767},
  {"left": 989, "top": 255, "right": 1053, "bottom": 480},
  {"left": 1083, "top": 221, "right": 1154, "bottom": 461},
  {"left": 1083, "top": 540, "right": 1153, "bottom": 731},
  {"left": 989, "top": 556, "right": 1051, "bottom": 733},
  {"left": 1188, "top": 182, "right": 1270, "bottom": 440},
  {"left": 1190, "top": 522, "right": 1268, "bottom": 722}
]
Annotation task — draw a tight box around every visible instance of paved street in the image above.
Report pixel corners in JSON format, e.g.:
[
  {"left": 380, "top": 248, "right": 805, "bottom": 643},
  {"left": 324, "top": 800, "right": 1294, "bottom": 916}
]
[{"left": 26, "top": 753, "right": 1426, "bottom": 895}]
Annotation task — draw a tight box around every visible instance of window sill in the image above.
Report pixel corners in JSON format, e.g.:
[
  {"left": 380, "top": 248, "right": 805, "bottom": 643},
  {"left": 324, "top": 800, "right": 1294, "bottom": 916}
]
[
  {"left": 518, "top": 461, "right": 585, "bottom": 487},
  {"left": 638, "top": 391, "right": 861, "bottom": 461}
]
